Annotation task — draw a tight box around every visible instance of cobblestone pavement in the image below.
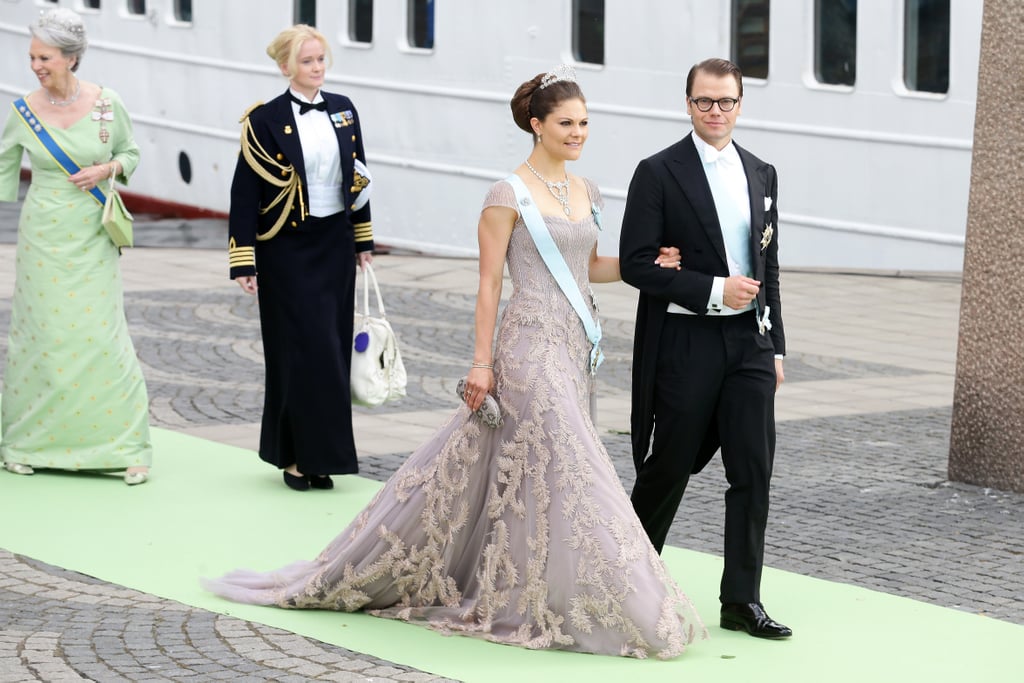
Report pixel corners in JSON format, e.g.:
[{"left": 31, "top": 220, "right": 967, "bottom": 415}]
[{"left": 0, "top": 194, "right": 1022, "bottom": 680}]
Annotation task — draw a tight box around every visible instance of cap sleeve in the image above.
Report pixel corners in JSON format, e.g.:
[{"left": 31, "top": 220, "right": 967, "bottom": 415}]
[
  {"left": 583, "top": 177, "right": 604, "bottom": 211},
  {"left": 481, "top": 180, "right": 518, "bottom": 212}
]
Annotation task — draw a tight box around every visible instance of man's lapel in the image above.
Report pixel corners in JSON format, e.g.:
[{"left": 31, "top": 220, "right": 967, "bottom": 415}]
[
  {"left": 666, "top": 133, "right": 729, "bottom": 268},
  {"left": 736, "top": 143, "right": 770, "bottom": 270}
]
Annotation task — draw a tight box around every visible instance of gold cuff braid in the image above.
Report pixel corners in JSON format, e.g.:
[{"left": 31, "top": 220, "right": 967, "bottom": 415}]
[
  {"left": 228, "top": 237, "right": 255, "bottom": 268},
  {"left": 353, "top": 221, "right": 373, "bottom": 243}
]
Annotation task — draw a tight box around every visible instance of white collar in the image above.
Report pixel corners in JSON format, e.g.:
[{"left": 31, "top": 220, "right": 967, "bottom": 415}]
[
  {"left": 288, "top": 87, "right": 324, "bottom": 105},
  {"left": 691, "top": 130, "right": 739, "bottom": 165}
]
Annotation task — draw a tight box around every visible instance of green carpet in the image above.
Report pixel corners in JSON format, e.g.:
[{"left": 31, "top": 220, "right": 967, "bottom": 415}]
[{"left": 0, "top": 427, "right": 1020, "bottom": 682}]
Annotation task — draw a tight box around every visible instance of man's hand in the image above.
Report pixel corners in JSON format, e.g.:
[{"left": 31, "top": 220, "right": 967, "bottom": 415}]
[{"left": 723, "top": 275, "right": 760, "bottom": 310}]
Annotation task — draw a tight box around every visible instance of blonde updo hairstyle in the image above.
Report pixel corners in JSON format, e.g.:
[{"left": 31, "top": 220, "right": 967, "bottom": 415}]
[
  {"left": 30, "top": 8, "right": 88, "bottom": 72},
  {"left": 267, "top": 24, "right": 332, "bottom": 77},
  {"left": 510, "top": 72, "right": 586, "bottom": 143}
]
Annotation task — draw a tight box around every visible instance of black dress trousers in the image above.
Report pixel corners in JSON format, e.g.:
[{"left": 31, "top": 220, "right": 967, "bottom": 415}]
[{"left": 630, "top": 310, "right": 776, "bottom": 604}]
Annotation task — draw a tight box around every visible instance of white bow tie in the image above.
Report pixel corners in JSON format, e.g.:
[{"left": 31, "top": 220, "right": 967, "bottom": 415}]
[{"left": 703, "top": 146, "right": 734, "bottom": 165}]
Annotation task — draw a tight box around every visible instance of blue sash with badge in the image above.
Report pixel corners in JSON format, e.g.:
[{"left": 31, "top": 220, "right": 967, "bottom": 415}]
[
  {"left": 505, "top": 173, "right": 605, "bottom": 375},
  {"left": 12, "top": 98, "right": 106, "bottom": 206}
]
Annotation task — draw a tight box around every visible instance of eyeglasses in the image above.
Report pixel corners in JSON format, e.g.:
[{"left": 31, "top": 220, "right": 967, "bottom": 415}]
[{"left": 689, "top": 96, "right": 740, "bottom": 112}]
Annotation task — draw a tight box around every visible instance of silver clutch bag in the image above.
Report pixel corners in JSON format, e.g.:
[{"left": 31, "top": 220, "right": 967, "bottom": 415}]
[{"left": 456, "top": 378, "right": 502, "bottom": 428}]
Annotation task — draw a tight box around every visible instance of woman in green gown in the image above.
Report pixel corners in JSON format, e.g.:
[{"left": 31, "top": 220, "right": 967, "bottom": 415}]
[{"left": 0, "top": 8, "right": 152, "bottom": 484}]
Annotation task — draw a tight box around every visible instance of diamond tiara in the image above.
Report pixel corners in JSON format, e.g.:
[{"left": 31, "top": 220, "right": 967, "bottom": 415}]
[
  {"left": 539, "top": 64, "right": 577, "bottom": 90},
  {"left": 36, "top": 9, "right": 85, "bottom": 37}
]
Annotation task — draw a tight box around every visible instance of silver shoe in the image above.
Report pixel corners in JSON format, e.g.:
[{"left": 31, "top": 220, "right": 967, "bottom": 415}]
[
  {"left": 4, "top": 462, "right": 34, "bottom": 475},
  {"left": 457, "top": 378, "right": 502, "bottom": 429},
  {"left": 124, "top": 470, "right": 149, "bottom": 486}
]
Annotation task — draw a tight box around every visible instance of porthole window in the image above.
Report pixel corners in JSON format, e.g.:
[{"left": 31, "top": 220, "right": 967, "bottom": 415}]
[
  {"left": 127, "top": 0, "right": 146, "bottom": 16},
  {"left": 178, "top": 151, "right": 192, "bottom": 185}
]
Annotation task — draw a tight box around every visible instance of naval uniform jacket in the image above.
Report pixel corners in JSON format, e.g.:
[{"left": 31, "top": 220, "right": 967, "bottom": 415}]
[
  {"left": 227, "top": 90, "right": 373, "bottom": 279},
  {"left": 619, "top": 132, "right": 785, "bottom": 472}
]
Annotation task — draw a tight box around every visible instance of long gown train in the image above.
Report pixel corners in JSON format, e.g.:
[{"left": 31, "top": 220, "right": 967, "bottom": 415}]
[{"left": 203, "top": 179, "right": 706, "bottom": 659}]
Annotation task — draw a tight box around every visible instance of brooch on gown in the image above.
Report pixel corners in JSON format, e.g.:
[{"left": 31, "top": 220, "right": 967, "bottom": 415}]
[{"left": 92, "top": 98, "right": 113, "bottom": 143}]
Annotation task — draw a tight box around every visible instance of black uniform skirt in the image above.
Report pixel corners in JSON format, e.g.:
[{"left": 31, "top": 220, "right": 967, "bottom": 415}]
[{"left": 254, "top": 213, "right": 358, "bottom": 475}]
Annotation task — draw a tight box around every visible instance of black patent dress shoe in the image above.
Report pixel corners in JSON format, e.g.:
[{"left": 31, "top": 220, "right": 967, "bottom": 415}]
[
  {"left": 720, "top": 603, "right": 793, "bottom": 639},
  {"left": 308, "top": 475, "right": 334, "bottom": 490},
  {"left": 283, "top": 471, "right": 309, "bottom": 491}
]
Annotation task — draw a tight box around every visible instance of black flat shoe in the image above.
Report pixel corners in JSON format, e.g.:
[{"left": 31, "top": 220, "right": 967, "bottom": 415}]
[
  {"left": 308, "top": 475, "right": 334, "bottom": 490},
  {"left": 283, "top": 471, "right": 309, "bottom": 491},
  {"left": 720, "top": 602, "right": 793, "bottom": 639}
]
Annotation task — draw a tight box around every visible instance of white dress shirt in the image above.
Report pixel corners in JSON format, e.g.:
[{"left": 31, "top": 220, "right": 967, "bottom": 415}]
[
  {"left": 667, "top": 131, "right": 752, "bottom": 316},
  {"left": 289, "top": 88, "right": 344, "bottom": 217}
]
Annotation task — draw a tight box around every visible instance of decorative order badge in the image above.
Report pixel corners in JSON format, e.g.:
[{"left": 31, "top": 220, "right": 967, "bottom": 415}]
[
  {"left": 757, "top": 305, "right": 773, "bottom": 336},
  {"left": 761, "top": 196, "right": 774, "bottom": 251},
  {"left": 332, "top": 110, "right": 354, "bottom": 128},
  {"left": 93, "top": 98, "right": 113, "bottom": 143}
]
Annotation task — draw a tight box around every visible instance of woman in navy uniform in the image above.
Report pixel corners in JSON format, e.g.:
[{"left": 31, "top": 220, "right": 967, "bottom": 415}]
[{"left": 228, "top": 25, "right": 373, "bottom": 491}]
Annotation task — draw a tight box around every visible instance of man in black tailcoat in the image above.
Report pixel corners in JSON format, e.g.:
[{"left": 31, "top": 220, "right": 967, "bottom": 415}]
[{"left": 619, "top": 58, "right": 791, "bottom": 639}]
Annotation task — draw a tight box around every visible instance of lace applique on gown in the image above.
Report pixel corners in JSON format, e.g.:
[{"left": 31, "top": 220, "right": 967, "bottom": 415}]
[{"left": 203, "top": 178, "right": 707, "bottom": 659}]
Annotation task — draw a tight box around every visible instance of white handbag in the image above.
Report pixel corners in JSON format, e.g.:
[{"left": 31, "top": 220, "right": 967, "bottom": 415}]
[{"left": 351, "top": 263, "right": 407, "bottom": 407}]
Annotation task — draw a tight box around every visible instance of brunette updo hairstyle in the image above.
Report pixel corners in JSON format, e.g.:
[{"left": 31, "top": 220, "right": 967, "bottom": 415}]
[{"left": 510, "top": 72, "right": 586, "bottom": 141}]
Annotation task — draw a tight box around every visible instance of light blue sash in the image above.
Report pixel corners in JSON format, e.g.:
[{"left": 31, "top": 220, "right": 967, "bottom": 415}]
[
  {"left": 505, "top": 173, "right": 604, "bottom": 374},
  {"left": 12, "top": 98, "right": 106, "bottom": 206}
]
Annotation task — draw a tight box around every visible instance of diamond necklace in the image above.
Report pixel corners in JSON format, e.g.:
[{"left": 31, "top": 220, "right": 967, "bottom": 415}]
[
  {"left": 46, "top": 78, "right": 80, "bottom": 107},
  {"left": 524, "top": 160, "right": 571, "bottom": 216}
]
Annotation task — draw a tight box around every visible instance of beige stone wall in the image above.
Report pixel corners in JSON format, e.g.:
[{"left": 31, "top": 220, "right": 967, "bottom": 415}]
[{"left": 949, "top": 0, "right": 1024, "bottom": 492}]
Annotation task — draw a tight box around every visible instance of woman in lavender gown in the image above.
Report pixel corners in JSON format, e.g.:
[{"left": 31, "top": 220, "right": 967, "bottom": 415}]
[{"left": 203, "top": 67, "right": 707, "bottom": 659}]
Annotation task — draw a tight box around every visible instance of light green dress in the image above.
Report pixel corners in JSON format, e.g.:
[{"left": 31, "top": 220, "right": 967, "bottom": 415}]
[{"left": 0, "top": 87, "right": 152, "bottom": 471}]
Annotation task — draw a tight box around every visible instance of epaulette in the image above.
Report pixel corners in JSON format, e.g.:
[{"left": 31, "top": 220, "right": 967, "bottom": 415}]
[{"left": 238, "top": 101, "right": 264, "bottom": 123}]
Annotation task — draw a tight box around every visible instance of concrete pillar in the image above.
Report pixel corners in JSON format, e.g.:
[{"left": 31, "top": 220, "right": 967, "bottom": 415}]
[{"left": 949, "top": 1, "right": 1024, "bottom": 492}]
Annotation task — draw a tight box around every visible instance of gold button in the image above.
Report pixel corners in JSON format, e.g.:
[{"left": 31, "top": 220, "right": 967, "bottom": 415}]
[
  {"left": 351, "top": 135, "right": 356, "bottom": 142},
  {"left": 291, "top": 221, "right": 298, "bottom": 227},
  {"left": 276, "top": 153, "right": 283, "bottom": 160},
  {"left": 352, "top": 152, "right": 357, "bottom": 158},
  {"left": 280, "top": 169, "right": 287, "bottom": 176}
]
